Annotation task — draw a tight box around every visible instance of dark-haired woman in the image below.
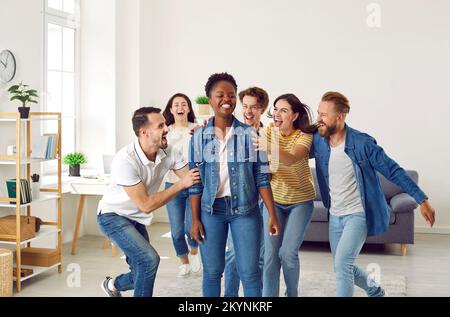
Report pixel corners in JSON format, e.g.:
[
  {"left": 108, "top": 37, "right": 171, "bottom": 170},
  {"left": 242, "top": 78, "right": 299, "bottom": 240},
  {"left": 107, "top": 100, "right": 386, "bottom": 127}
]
[
  {"left": 254, "top": 94, "right": 316, "bottom": 297},
  {"left": 162, "top": 94, "right": 201, "bottom": 277},
  {"left": 189, "top": 73, "right": 281, "bottom": 297}
]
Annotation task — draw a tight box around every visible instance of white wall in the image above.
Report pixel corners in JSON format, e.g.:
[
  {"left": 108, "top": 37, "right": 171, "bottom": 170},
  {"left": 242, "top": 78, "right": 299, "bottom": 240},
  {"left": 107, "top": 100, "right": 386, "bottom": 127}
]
[
  {"left": 79, "top": 0, "right": 166, "bottom": 235},
  {"left": 80, "top": 0, "right": 141, "bottom": 162},
  {"left": 138, "top": 0, "right": 450, "bottom": 232},
  {"left": 80, "top": 0, "right": 117, "bottom": 170},
  {"left": 0, "top": 0, "right": 43, "bottom": 111},
  {"left": 116, "top": 0, "right": 141, "bottom": 150}
]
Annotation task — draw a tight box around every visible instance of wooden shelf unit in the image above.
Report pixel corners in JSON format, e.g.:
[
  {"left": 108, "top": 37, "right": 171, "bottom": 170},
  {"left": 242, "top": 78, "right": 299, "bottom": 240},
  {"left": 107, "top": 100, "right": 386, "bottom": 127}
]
[{"left": 0, "top": 112, "right": 62, "bottom": 293}]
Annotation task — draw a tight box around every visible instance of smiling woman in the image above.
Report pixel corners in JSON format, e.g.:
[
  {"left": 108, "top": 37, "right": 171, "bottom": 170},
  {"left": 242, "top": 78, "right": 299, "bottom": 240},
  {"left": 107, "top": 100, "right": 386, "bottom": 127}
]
[
  {"left": 162, "top": 94, "right": 201, "bottom": 277},
  {"left": 188, "top": 72, "right": 281, "bottom": 298}
]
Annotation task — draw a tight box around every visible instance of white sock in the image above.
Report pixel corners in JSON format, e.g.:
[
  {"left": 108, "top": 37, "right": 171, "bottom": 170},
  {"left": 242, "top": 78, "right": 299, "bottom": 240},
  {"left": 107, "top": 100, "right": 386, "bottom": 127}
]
[{"left": 108, "top": 278, "right": 117, "bottom": 292}]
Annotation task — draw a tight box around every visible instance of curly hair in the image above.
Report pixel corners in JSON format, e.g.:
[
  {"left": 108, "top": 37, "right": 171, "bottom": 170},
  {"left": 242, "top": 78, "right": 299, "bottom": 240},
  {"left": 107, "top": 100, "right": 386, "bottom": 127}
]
[
  {"left": 204, "top": 72, "right": 238, "bottom": 97},
  {"left": 239, "top": 87, "right": 270, "bottom": 112}
]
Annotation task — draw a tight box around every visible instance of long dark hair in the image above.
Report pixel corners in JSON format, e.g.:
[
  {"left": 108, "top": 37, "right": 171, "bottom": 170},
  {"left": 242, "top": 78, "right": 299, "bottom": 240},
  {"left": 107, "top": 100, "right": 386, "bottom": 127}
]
[
  {"left": 163, "top": 93, "right": 196, "bottom": 126},
  {"left": 268, "top": 94, "right": 316, "bottom": 133}
]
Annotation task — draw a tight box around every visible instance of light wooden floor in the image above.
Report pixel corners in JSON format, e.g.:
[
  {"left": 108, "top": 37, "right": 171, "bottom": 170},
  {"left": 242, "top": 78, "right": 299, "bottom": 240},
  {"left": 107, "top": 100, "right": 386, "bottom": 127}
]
[{"left": 14, "top": 223, "right": 450, "bottom": 297}]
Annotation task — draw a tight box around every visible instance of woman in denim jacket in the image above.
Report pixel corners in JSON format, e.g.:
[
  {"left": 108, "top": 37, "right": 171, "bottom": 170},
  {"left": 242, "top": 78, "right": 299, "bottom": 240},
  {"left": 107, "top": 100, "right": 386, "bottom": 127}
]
[{"left": 189, "top": 73, "right": 281, "bottom": 297}]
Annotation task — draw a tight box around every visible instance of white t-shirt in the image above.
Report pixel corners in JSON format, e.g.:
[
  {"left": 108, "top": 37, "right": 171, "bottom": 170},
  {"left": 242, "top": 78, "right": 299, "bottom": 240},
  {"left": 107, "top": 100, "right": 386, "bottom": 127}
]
[
  {"left": 164, "top": 123, "right": 196, "bottom": 184},
  {"left": 329, "top": 141, "right": 365, "bottom": 217},
  {"left": 97, "top": 140, "right": 187, "bottom": 225},
  {"left": 216, "top": 127, "right": 233, "bottom": 198}
]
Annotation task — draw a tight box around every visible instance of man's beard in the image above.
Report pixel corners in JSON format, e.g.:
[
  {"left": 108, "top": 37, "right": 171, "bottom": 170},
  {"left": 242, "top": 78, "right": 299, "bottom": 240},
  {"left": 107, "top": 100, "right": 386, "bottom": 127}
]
[
  {"left": 159, "top": 135, "right": 168, "bottom": 149},
  {"left": 318, "top": 123, "right": 338, "bottom": 138}
]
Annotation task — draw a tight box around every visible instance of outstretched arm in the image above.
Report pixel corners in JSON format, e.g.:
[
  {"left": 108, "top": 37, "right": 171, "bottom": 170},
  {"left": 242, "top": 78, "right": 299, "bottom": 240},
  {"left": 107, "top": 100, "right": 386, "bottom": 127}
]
[
  {"left": 366, "top": 139, "right": 436, "bottom": 227},
  {"left": 253, "top": 131, "right": 310, "bottom": 166},
  {"left": 123, "top": 168, "right": 200, "bottom": 214}
]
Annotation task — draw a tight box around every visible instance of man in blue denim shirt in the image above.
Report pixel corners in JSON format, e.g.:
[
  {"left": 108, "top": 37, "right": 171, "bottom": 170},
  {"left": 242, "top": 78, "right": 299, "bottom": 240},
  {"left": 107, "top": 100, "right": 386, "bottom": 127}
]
[
  {"left": 189, "top": 73, "right": 280, "bottom": 297},
  {"left": 312, "top": 92, "right": 436, "bottom": 297}
]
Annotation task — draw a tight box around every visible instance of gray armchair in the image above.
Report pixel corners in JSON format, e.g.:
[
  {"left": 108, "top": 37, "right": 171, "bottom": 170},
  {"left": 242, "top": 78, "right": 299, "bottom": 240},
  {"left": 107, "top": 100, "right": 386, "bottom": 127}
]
[{"left": 304, "top": 168, "right": 419, "bottom": 256}]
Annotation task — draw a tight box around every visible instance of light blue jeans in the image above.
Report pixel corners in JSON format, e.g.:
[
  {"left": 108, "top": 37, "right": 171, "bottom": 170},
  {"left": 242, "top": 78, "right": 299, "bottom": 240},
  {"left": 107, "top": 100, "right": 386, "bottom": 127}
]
[
  {"left": 165, "top": 182, "right": 198, "bottom": 257},
  {"left": 224, "top": 203, "right": 265, "bottom": 297},
  {"left": 262, "top": 200, "right": 314, "bottom": 297},
  {"left": 199, "top": 197, "right": 262, "bottom": 297},
  {"left": 97, "top": 212, "right": 160, "bottom": 297},
  {"left": 329, "top": 212, "right": 385, "bottom": 297}
]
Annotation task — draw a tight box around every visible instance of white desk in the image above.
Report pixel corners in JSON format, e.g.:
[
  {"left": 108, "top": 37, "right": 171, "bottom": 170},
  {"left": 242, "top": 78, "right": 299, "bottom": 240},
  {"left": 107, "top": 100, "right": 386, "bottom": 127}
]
[
  {"left": 68, "top": 176, "right": 117, "bottom": 256},
  {"left": 43, "top": 173, "right": 117, "bottom": 256}
]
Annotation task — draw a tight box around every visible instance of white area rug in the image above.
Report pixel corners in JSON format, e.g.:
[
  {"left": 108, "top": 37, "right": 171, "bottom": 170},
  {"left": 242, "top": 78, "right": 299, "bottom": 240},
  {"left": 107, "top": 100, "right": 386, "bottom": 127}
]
[{"left": 155, "top": 270, "right": 407, "bottom": 297}]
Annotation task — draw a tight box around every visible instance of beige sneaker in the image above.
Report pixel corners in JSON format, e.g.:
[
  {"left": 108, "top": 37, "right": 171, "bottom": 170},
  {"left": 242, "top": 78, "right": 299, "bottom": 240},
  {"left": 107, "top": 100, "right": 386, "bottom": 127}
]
[
  {"left": 189, "top": 253, "right": 202, "bottom": 274},
  {"left": 178, "top": 264, "right": 191, "bottom": 277}
]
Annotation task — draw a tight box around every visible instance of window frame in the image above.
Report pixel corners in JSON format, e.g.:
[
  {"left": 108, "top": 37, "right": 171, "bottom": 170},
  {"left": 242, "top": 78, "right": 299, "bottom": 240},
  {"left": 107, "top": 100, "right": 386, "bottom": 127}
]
[
  {"left": 43, "top": 0, "right": 81, "bottom": 172},
  {"left": 45, "top": 0, "right": 79, "bottom": 20}
]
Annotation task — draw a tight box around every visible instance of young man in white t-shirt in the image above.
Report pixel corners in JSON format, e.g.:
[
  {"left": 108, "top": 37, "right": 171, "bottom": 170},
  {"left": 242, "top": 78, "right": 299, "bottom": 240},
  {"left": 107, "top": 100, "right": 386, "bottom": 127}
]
[{"left": 97, "top": 107, "right": 200, "bottom": 297}]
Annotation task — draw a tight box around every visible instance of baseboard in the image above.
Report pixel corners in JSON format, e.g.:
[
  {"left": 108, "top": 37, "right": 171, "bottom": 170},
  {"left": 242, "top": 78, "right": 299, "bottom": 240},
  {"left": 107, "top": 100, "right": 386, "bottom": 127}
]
[
  {"left": 415, "top": 226, "right": 450, "bottom": 235},
  {"left": 152, "top": 216, "right": 169, "bottom": 224}
]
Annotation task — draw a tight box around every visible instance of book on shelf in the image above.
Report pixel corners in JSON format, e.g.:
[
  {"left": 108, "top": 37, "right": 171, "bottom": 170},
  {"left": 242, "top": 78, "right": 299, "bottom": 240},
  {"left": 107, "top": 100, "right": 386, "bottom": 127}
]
[
  {"left": 6, "top": 179, "right": 32, "bottom": 205},
  {"left": 31, "top": 134, "right": 58, "bottom": 159}
]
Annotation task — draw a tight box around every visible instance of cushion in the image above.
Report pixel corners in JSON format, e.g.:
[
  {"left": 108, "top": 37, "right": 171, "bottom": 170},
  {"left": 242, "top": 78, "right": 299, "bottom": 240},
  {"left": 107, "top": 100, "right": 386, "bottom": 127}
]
[
  {"left": 390, "top": 193, "right": 418, "bottom": 213},
  {"left": 311, "top": 168, "right": 322, "bottom": 202},
  {"left": 389, "top": 205, "right": 396, "bottom": 225},
  {"left": 379, "top": 170, "right": 418, "bottom": 200},
  {"left": 311, "top": 201, "right": 329, "bottom": 222}
]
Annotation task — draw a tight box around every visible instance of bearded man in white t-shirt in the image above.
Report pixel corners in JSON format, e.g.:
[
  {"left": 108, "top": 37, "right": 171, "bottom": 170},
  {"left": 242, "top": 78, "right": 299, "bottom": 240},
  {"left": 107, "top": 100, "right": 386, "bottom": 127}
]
[{"left": 97, "top": 107, "right": 200, "bottom": 297}]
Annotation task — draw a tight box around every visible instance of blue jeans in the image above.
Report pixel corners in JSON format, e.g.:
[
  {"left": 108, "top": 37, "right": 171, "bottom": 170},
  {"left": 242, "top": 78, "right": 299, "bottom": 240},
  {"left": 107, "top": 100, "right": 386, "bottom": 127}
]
[
  {"left": 263, "top": 200, "right": 314, "bottom": 297},
  {"left": 329, "top": 212, "right": 385, "bottom": 297},
  {"left": 97, "top": 212, "right": 160, "bottom": 297},
  {"left": 200, "top": 197, "right": 262, "bottom": 297},
  {"left": 224, "top": 202, "right": 264, "bottom": 297},
  {"left": 165, "top": 183, "right": 198, "bottom": 257}
]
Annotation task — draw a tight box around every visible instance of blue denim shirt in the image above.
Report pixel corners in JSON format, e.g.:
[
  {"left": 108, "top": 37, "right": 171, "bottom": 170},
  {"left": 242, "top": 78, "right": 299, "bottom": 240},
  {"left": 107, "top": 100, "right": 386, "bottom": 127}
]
[
  {"left": 188, "top": 117, "right": 271, "bottom": 215},
  {"left": 312, "top": 125, "right": 428, "bottom": 236}
]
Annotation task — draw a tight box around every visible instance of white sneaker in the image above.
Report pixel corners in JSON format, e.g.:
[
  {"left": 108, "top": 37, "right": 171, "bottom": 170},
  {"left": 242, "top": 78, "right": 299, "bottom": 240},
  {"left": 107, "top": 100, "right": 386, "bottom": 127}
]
[
  {"left": 178, "top": 264, "right": 191, "bottom": 277},
  {"left": 189, "top": 252, "right": 202, "bottom": 273}
]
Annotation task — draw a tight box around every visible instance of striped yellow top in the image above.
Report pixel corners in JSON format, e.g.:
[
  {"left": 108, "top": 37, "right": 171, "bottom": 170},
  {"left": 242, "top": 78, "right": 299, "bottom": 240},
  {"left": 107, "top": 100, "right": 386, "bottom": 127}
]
[{"left": 265, "top": 124, "right": 316, "bottom": 205}]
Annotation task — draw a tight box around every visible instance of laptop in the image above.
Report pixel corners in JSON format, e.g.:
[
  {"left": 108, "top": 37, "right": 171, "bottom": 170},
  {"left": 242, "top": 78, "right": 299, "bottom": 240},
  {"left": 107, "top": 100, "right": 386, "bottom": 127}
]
[{"left": 102, "top": 155, "right": 114, "bottom": 175}]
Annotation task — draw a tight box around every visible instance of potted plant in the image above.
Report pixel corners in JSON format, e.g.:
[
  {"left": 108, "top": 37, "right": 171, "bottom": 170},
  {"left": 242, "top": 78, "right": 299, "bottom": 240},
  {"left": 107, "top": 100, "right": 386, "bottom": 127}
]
[
  {"left": 195, "top": 96, "right": 210, "bottom": 116},
  {"left": 63, "top": 152, "right": 87, "bottom": 177},
  {"left": 8, "top": 82, "right": 39, "bottom": 119}
]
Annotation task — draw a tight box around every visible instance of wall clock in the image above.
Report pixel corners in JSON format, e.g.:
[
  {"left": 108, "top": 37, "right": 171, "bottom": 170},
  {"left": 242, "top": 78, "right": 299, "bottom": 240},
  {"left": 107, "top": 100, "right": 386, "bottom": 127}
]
[{"left": 0, "top": 50, "right": 17, "bottom": 83}]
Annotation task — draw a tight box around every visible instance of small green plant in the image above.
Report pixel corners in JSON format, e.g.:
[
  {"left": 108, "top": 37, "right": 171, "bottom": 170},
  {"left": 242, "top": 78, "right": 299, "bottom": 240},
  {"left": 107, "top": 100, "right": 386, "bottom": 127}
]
[
  {"left": 195, "top": 96, "right": 209, "bottom": 105},
  {"left": 63, "top": 152, "right": 87, "bottom": 167},
  {"left": 8, "top": 82, "right": 39, "bottom": 108}
]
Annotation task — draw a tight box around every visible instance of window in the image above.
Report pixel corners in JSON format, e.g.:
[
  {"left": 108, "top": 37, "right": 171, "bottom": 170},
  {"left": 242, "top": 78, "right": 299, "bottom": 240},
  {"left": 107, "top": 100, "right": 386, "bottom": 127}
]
[
  {"left": 47, "top": 0, "right": 77, "bottom": 15},
  {"left": 44, "top": 0, "right": 80, "bottom": 164}
]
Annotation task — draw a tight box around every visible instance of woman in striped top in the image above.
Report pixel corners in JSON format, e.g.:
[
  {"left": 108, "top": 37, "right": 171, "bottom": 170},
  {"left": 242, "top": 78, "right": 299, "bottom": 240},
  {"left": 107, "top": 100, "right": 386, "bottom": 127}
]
[{"left": 254, "top": 93, "right": 316, "bottom": 297}]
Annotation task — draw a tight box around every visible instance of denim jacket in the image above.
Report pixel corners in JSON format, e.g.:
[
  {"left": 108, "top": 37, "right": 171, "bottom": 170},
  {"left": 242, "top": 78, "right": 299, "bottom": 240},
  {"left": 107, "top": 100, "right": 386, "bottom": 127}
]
[
  {"left": 312, "top": 125, "right": 428, "bottom": 236},
  {"left": 188, "top": 117, "right": 271, "bottom": 215}
]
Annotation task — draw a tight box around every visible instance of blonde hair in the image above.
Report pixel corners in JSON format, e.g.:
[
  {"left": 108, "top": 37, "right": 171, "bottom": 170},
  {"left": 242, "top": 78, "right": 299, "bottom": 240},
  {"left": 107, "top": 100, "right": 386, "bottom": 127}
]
[{"left": 322, "top": 92, "right": 350, "bottom": 114}]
